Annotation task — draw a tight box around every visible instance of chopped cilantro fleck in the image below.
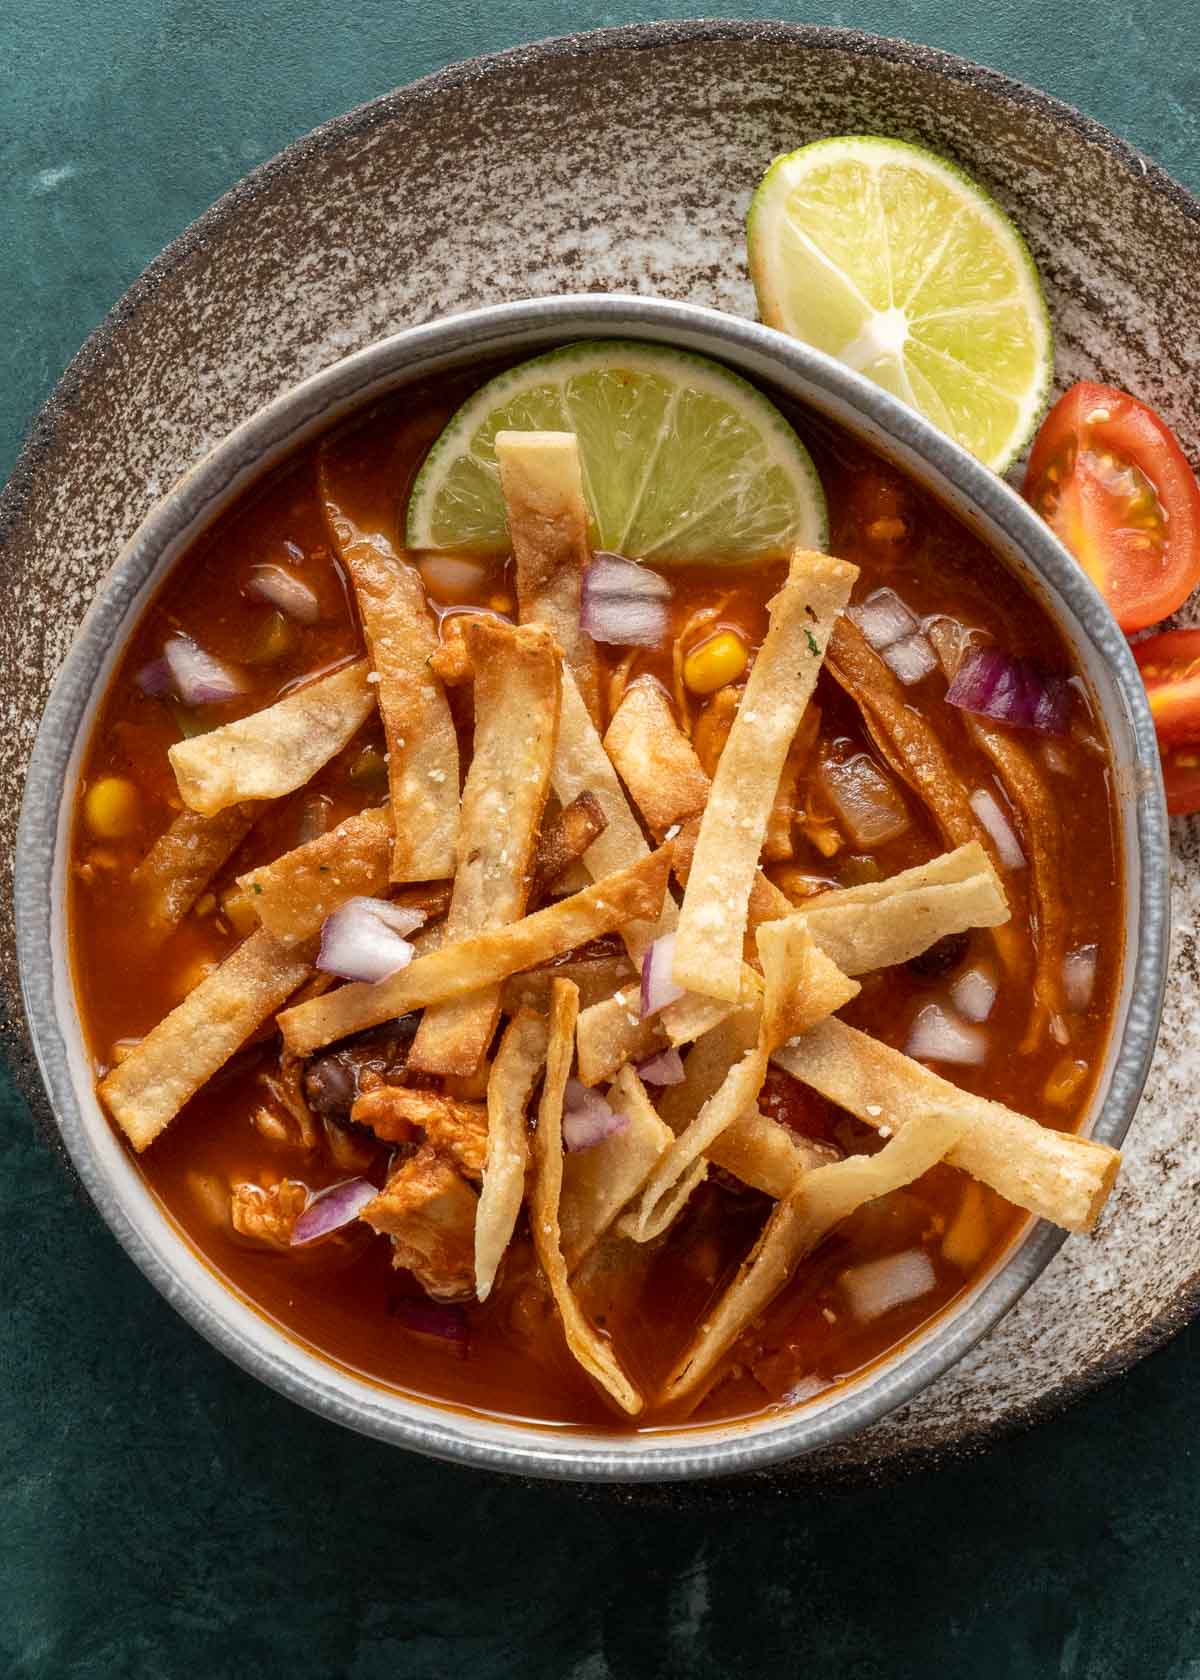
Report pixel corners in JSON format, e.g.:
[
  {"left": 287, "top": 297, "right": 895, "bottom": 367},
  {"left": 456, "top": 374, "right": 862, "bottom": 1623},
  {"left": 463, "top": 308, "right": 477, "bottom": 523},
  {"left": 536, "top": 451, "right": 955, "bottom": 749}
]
[
  {"left": 251, "top": 883, "right": 263, "bottom": 895},
  {"left": 804, "top": 629, "right": 820, "bottom": 657}
]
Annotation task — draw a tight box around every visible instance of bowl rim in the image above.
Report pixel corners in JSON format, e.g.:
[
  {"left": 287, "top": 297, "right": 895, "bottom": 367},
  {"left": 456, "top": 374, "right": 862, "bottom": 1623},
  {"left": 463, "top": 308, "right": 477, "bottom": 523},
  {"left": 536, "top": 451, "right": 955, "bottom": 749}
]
[{"left": 14, "top": 291, "right": 1170, "bottom": 1482}]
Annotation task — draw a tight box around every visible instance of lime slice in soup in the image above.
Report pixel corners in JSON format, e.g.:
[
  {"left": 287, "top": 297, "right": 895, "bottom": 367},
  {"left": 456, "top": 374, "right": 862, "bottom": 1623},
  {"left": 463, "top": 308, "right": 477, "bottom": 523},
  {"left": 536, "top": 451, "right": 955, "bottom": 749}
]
[
  {"left": 747, "top": 136, "right": 1053, "bottom": 471},
  {"left": 405, "top": 340, "right": 827, "bottom": 563}
]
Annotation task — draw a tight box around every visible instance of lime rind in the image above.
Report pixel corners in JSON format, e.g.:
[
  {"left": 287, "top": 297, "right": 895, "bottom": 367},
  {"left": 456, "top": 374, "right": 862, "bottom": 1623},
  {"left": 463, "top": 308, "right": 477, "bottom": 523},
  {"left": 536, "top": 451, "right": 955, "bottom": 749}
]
[
  {"left": 747, "top": 135, "right": 1053, "bottom": 472},
  {"left": 405, "top": 339, "right": 828, "bottom": 563}
]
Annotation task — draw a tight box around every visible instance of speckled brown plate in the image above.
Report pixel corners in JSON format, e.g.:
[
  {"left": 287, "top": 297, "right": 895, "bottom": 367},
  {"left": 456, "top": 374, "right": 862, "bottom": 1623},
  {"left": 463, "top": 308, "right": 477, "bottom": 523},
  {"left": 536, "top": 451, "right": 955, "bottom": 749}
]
[{"left": 4, "top": 20, "right": 1200, "bottom": 1483}]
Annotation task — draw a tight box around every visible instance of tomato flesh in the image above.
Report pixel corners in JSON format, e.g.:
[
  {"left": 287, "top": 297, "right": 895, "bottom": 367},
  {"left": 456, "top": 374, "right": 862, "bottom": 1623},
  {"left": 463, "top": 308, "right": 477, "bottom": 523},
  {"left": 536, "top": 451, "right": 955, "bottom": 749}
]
[
  {"left": 1162, "top": 746, "right": 1200, "bottom": 816},
  {"left": 1134, "top": 629, "right": 1200, "bottom": 747},
  {"left": 1025, "top": 382, "right": 1200, "bottom": 632}
]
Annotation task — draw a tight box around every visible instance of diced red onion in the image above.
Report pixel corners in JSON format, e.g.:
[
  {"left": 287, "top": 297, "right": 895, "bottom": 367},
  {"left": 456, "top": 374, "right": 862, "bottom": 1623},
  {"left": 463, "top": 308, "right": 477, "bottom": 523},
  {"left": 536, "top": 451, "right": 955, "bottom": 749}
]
[
  {"left": 849, "top": 587, "right": 917, "bottom": 650},
  {"left": 562, "top": 1078, "right": 629, "bottom": 1152},
  {"left": 1063, "top": 944, "right": 1099, "bottom": 1013},
  {"left": 882, "top": 632, "right": 937, "bottom": 686},
  {"left": 163, "top": 633, "right": 247, "bottom": 705},
  {"left": 316, "top": 897, "right": 427, "bottom": 983},
  {"left": 640, "top": 932, "right": 686, "bottom": 1018},
  {"left": 906, "top": 1002, "right": 987, "bottom": 1066},
  {"left": 819, "top": 754, "right": 910, "bottom": 847},
  {"left": 244, "top": 563, "right": 321, "bottom": 624},
  {"left": 391, "top": 1297, "right": 469, "bottom": 1344},
  {"left": 581, "top": 551, "right": 672, "bottom": 647},
  {"left": 951, "top": 966, "right": 997, "bottom": 1023},
  {"left": 636, "top": 1047, "right": 686, "bottom": 1086},
  {"left": 135, "top": 657, "right": 173, "bottom": 697},
  {"left": 839, "top": 1249, "right": 936, "bottom": 1323},
  {"left": 969, "top": 787, "right": 1025, "bottom": 870},
  {"left": 946, "top": 648, "right": 1069, "bottom": 735},
  {"left": 290, "top": 1177, "right": 377, "bottom": 1245}
]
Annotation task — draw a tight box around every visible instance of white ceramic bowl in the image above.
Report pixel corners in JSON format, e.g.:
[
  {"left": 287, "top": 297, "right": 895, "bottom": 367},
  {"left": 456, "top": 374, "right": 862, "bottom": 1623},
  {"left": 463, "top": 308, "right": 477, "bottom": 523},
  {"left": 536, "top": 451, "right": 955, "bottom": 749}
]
[{"left": 15, "top": 295, "right": 1169, "bottom": 1481}]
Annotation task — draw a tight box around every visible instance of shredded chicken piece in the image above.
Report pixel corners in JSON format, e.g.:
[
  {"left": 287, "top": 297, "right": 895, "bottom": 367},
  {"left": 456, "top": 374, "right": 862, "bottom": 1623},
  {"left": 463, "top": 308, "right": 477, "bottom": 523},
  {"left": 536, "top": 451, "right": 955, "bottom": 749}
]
[
  {"left": 362, "top": 1146, "right": 479, "bottom": 1301},
  {"left": 231, "top": 1179, "right": 309, "bottom": 1249},
  {"left": 671, "top": 599, "right": 731, "bottom": 732},
  {"left": 351, "top": 1085, "right": 489, "bottom": 1181},
  {"left": 691, "top": 685, "right": 740, "bottom": 777}
]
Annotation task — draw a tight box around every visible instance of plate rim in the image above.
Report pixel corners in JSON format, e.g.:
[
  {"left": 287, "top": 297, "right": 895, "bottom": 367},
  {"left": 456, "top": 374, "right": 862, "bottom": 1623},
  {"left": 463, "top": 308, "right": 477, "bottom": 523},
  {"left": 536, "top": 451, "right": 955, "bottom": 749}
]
[{"left": 2, "top": 17, "right": 1196, "bottom": 1478}]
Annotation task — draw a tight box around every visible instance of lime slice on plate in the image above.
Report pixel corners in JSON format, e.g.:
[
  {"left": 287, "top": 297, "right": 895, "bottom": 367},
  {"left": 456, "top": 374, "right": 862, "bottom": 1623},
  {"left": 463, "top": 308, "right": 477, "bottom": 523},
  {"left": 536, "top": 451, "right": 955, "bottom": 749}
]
[
  {"left": 405, "top": 340, "right": 827, "bottom": 563},
  {"left": 747, "top": 136, "right": 1053, "bottom": 471}
]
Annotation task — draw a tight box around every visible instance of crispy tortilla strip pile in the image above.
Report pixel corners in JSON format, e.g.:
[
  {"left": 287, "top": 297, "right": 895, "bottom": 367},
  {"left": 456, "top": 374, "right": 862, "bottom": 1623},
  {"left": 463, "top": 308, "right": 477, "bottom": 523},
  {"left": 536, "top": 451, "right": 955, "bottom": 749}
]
[
  {"left": 498, "top": 429, "right": 673, "bottom": 966},
  {"left": 132, "top": 802, "right": 263, "bottom": 935},
  {"left": 321, "top": 465, "right": 460, "bottom": 881},
  {"left": 408, "top": 620, "right": 561, "bottom": 1076},
  {"left": 774, "top": 1020, "right": 1120, "bottom": 1232},
  {"left": 576, "top": 841, "right": 1008, "bottom": 1087},
  {"left": 278, "top": 846, "right": 673, "bottom": 1056},
  {"left": 673, "top": 549, "right": 858, "bottom": 1003},
  {"left": 100, "top": 929, "right": 314, "bottom": 1151},
  {"left": 495, "top": 430, "right": 602, "bottom": 727},
  {"left": 625, "top": 920, "right": 860, "bottom": 1241},
  {"left": 560, "top": 1065, "right": 674, "bottom": 1272},
  {"left": 475, "top": 1010, "right": 549, "bottom": 1301},
  {"left": 529, "top": 979, "right": 642, "bottom": 1414},
  {"left": 168, "top": 660, "right": 376, "bottom": 817},
  {"left": 662, "top": 1109, "right": 970, "bottom": 1405}
]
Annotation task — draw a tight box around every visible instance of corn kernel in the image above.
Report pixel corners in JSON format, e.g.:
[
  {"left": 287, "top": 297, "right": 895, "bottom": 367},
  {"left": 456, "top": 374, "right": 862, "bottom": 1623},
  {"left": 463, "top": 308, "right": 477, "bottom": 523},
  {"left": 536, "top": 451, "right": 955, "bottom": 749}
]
[
  {"left": 683, "top": 631, "right": 748, "bottom": 696},
  {"left": 83, "top": 776, "right": 140, "bottom": 839}
]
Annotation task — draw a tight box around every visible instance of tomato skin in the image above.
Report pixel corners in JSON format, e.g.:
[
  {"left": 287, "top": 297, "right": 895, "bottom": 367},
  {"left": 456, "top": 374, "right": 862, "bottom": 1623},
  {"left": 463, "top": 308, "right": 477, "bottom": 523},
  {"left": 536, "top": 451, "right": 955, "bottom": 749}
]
[
  {"left": 1161, "top": 746, "right": 1200, "bottom": 816},
  {"left": 1134, "top": 630, "right": 1200, "bottom": 747},
  {"left": 1024, "top": 382, "right": 1200, "bottom": 632}
]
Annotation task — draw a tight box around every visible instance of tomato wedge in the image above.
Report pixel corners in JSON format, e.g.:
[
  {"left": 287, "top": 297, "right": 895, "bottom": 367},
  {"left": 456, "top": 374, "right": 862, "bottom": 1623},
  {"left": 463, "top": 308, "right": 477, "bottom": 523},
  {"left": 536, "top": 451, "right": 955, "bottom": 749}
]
[
  {"left": 1134, "top": 629, "right": 1200, "bottom": 747},
  {"left": 1025, "top": 382, "right": 1200, "bottom": 632}
]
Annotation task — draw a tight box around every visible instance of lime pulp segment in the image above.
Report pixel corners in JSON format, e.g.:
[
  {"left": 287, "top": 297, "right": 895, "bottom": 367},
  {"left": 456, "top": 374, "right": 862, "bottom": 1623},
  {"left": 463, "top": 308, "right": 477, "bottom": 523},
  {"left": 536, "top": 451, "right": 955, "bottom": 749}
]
[{"left": 404, "top": 340, "right": 828, "bottom": 563}]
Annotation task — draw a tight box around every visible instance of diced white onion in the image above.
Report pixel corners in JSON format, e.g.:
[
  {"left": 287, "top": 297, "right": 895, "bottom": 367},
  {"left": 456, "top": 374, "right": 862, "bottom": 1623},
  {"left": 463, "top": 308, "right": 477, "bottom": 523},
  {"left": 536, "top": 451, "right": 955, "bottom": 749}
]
[
  {"left": 163, "top": 633, "right": 247, "bottom": 705},
  {"left": 819, "top": 754, "right": 910, "bottom": 847},
  {"left": 1063, "top": 944, "right": 1099, "bottom": 1014},
  {"left": 951, "top": 967, "right": 997, "bottom": 1024},
  {"left": 906, "top": 1002, "right": 987, "bottom": 1065},
  {"left": 969, "top": 787, "right": 1025, "bottom": 870},
  {"left": 316, "top": 898, "right": 427, "bottom": 983},
  {"left": 244, "top": 564, "right": 321, "bottom": 624},
  {"left": 882, "top": 631, "right": 938, "bottom": 686},
  {"left": 849, "top": 588, "right": 916, "bottom": 650},
  {"left": 839, "top": 1249, "right": 936, "bottom": 1323}
]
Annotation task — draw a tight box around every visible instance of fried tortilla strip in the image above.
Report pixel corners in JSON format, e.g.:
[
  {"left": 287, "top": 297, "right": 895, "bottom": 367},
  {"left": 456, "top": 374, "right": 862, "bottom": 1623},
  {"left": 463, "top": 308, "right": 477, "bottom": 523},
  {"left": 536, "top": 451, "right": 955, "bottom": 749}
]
[
  {"left": 321, "top": 468, "right": 459, "bottom": 881},
  {"left": 475, "top": 1009, "right": 549, "bottom": 1301},
  {"left": 133, "top": 802, "right": 263, "bottom": 935},
  {"left": 561, "top": 1065, "right": 674, "bottom": 1271},
  {"left": 408, "top": 620, "right": 560, "bottom": 1076},
  {"left": 279, "top": 846, "right": 673, "bottom": 1056},
  {"left": 774, "top": 1018, "right": 1121, "bottom": 1231},
  {"left": 763, "top": 705, "right": 821, "bottom": 862},
  {"left": 530, "top": 980, "right": 642, "bottom": 1414},
  {"left": 529, "top": 790, "right": 608, "bottom": 903},
  {"left": 495, "top": 430, "right": 602, "bottom": 728},
  {"left": 238, "top": 807, "right": 392, "bottom": 943},
  {"left": 168, "top": 661, "right": 376, "bottom": 818},
  {"left": 626, "top": 921, "right": 860, "bottom": 1242},
  {"left": 926, "top": 619, "right": 1067, "bottom": 1047},
  {"left": 496, "top": 438, "right": 672, "bottom": 965},
  {"left": 603, "top": 679, "right": 711, "bottom": 838},
  {"left": 669, "top": 814, "right": 794, "bottom": 933},
  {"left": 659, "top": 841, "right": 1008, "bottom": 1053},
  {"left": 100, "top": 929, "right": 314, "bottom": 1151},
  {"left": 674, "top": 551, "right": 858, "bottom": 1001},
  {"left": 500, "top": 953, "right": 635, "bottom": 1016},
  {"left": 662, "top": 1109, "right": 969, "bottom": 1405},
  {"left": 576, "top": 988, "right": 666, "bottom": 1087},
  {"left": 798, "top": 841, "right": 1008, "bottom": 974}
]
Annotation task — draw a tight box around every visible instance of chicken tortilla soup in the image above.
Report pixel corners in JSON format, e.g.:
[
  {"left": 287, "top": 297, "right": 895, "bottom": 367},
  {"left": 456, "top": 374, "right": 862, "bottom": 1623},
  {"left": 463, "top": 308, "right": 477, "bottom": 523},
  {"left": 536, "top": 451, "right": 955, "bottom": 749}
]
[{"left": 71, "top": 345, "right": 1122, "bottom": 1431}]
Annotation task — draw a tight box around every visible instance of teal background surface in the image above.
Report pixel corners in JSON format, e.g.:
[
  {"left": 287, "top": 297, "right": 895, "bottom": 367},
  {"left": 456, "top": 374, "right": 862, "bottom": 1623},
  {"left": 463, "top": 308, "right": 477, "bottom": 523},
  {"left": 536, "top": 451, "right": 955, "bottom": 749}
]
[{"left": 4, "top": 5, "right": 1199, "bottom": 1675}]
